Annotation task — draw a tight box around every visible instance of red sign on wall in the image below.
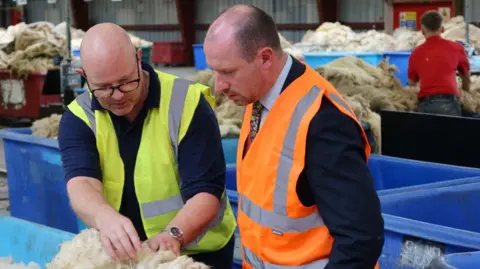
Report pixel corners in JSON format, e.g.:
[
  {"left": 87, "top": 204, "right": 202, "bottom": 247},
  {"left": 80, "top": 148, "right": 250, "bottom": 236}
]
[{"left": 393, "top": 1, "right": 453, "bottom": 30}]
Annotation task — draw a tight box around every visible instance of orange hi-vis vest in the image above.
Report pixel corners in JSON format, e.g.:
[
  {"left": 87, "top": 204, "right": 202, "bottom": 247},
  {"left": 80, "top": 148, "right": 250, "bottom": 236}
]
[{"left": 236, "top": 64, "right": 379, "bottom": 269}]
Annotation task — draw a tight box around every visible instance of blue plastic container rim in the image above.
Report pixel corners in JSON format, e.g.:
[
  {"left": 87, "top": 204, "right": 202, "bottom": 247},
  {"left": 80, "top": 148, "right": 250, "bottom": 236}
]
[
  {"left": 0, "top": 128, "right": 59, "bottom": 149},
  {"left": 383, "top": 213, "right": 480, "bottom": 250},
  {"left": 302, "top": 51, "right": 383, "bottom": 57},
  {"left": 382, "top": 51, "right": 412, "bottom": 56},
  {"left": 378, "top": 176, "right": 480, "bottom": 196}
]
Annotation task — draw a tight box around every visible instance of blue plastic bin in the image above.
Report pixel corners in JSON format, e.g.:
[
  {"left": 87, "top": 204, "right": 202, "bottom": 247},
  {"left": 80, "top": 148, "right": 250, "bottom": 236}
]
[
  {"left": 224, "top": 154, "right": 480, "bottom": 193},
  {"left": 380, "top": 182, "right": 480, "bottom": 269},
  {"left": 1, "top": 128, "right": 80, "bottom": 234},
  {"left": 303, "top": 52, "right": 384, "bottom": 69},
  {"left": 193, "top": 44, "right": 209, "bottom": 70},
  {"left": 222, "top": 138, "right": 238, "bottom": 165},
  {"left": 0, "top": 128, "right": 242, "bottom": 233},
  {"left": 430, "top": 251, "right": 480, "bottom": 269},
  {"left": 0, "top": 216, "right": 74, "bottom": 268},
  {"left": 368, "top": 154, "right": 480, "bottom": 195},
  {"left": 383, "top": 51, "right": 411, "bottom": 87}
]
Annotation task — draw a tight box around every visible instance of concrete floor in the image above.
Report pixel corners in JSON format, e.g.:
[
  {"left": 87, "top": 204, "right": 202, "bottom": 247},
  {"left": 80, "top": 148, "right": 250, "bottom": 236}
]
[{"left": 0, "top": 66, "right": 200, "bottom": 217}]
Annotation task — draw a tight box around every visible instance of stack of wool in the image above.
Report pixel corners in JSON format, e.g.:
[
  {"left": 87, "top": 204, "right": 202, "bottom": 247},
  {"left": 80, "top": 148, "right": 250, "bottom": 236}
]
[
  {"left": 0, "top": 21, "right": 66, "bottom": 78},
  {"left": 1, "top": 229, "right": 210, "bottom": 269},
  {"left": 0, "top": 257, "right": 40, "bottom": 269},
  {"left": 31, "top": 113, "right": 62, "bottom": 139},
  {"left": 292, "top": 16, "right": 480, "bottom": 54},
  {"left": 316, "top": 56, "right": 480, "bottom": 153},
  {"left": 187, "top": 70, "right": 244, "bottom": 138},
  {"left": 316, "top": 56, "right": 419, "bottom": 153}
]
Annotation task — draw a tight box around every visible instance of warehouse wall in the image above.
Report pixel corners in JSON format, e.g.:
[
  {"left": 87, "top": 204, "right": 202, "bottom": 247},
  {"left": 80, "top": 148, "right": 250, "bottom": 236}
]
[
  {"left": 25, "top": 0, "right": 72, "bottom": 25},
  {"left": 339, "top": 0, "right": 384, "bottom": 24},
  {"left": 195, "top": 0, "right": 319, "bottom": 44},
  {"left": 89, "top": 0, "right": 181, "bottom": 42},
  {"left": 467, "top": 0, "right": 480, "bottom": 23}
]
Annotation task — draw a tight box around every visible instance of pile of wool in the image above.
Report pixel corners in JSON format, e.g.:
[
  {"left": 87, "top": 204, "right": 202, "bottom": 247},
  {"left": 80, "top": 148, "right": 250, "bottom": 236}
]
[
  {"left": 0, "top": 21, "right": 66, "bottom": 78},
  {"left": 279, "top": 33, "right": 304, "bottom": 60},
  {"left": 458, "top": 75, "right": 480, "bottom": 112},
  {"left": 315, "top": 56, "right": 420, "bottom": 153},
  {"left": 31, "top": 113, "right": 62, "bottom": 139},
  {"left": 187, "top": 70, "right": 244, "bottom": 138},
  {"left": 441, "top": 16, "right": 480, "bottom": 52},
  {"left": 292, "top": 16, "right": 480, "bottom": 54},
  {"left": 0, "top": 257, "right": 40, "bottom": 269},
  {"left": 46, "top": 228, "right": 209, "bottom": 269}
]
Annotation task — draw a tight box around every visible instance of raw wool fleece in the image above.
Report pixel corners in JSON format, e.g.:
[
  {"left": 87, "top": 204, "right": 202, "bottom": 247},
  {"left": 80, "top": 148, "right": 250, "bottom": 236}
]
[
  {"left": 31, "top": 113, "right": 62, "bottom": 139},
  {"left": 45, "top": 228, "right": 210, "bottom": 269},
  {"left": 186, "top": 70, "right": 244, "bottom": 138},
  {"left": 0, "top": 229, "right": 209, "bottom": 269},
  {"left": 0, "top": 21, "right": 66, "bottom": 79},
  {"left": 315, "top": 56, "right": 420, "bottom": 154},
  {"left": 292, "top": 16, "right": 480, "bottom": 54},
  {"left": 0, "top": 257, "right": 41, "bottom": 269}
]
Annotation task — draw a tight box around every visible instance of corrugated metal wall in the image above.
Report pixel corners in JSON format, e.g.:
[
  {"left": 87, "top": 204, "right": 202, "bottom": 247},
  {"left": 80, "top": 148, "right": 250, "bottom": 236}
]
[
  {"left": 195, "top": 0, "right": 319, "bottom": 43},
  {"left": 88, "top": 0, "right": 181, "bottom": 42},
  {"left": 339, "top": 0, "right": 384, "bottom": 23},
  {"left": 467, "top": 0, "right": 480, "bottom": 22},
  {"left": 25, "top": 0, "right": 72, "bottom": 25}
]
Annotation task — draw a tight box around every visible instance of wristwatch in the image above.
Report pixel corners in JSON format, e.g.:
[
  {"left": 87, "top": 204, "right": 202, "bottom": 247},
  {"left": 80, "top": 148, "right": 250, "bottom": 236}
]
[{"left": 164, "top": 227, "right": 184, "bottom": 247}]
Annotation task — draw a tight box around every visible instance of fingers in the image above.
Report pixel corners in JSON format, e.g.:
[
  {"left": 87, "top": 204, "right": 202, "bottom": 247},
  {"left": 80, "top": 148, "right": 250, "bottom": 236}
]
[
  {"left": 110, "top": 233, "right": 130, "bottom": 261},
  {"left": 115, "top": 227, "right": 137, "bottom": 260},
  {"left": 148, "top": 238, "right": 180, "bottom": 256},
  {"left": 122, "top": 222, "right": 143, "bottom": 252},
  {"left": 100, "top": 234, "right": 119, "bottom": 262}
]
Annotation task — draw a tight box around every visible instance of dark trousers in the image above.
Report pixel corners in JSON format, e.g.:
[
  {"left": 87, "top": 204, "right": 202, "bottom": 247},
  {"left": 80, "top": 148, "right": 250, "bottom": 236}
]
[
  {"left": 418, "top": 94, "right": 462, "bottom": 117},
  {"left": 190, "top": 234, "right": 235, "bottom": 269}
]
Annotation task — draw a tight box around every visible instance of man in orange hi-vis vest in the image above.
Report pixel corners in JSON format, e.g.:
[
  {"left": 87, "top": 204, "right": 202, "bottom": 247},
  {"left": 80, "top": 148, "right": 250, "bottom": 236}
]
[{"left": 203, "top": 4, "right": 384, "bottom": 269}]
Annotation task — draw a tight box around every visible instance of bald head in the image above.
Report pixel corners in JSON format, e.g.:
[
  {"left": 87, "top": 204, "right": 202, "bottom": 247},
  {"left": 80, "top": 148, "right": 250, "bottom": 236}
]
[
  {"left": 80, "top": 23, "right": 136, "bottom": 73},
  {"left": 206, "top": 4, "right": 282, "bottom": 62}
]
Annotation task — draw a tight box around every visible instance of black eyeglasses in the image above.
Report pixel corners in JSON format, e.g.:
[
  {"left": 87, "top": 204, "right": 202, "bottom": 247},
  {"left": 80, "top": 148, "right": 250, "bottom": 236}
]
[{"left": 84, "top": 59, "right": 141, "bottom": 98}]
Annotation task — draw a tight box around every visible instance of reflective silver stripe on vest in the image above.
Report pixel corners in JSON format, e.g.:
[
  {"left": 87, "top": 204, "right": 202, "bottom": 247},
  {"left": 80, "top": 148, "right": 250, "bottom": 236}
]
[
  {"left": 76, "top": 92, "right": 97, "bottom": 136},
  {"left": 243, "top": 245, "right": 329, "bottom": 269},
  {"left": 168, "top": 78, "right": 193, "bottom": 162},
  {"left": 327, "top": 91, "right": 355, "bottom": 116}
]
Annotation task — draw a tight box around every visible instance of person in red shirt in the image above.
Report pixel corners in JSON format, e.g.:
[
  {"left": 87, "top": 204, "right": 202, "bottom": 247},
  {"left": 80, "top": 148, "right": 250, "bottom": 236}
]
[{"left": 408, "top": 10, "right": 471, "bottom": 116}]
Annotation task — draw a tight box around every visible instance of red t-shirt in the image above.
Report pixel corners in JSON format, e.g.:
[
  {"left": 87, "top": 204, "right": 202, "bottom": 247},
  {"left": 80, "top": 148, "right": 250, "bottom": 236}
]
[{"left": 408, "top": 35, "right": 470, "bottom": 99}]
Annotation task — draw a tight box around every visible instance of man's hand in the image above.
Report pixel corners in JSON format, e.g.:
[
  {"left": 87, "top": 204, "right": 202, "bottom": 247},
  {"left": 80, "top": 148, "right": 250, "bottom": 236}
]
[
  {"left": 95, "top": 205, "right": 143, "bottom": 262},
  {"left": 147, "top": 232, "right": 181, "bottom": 256}
]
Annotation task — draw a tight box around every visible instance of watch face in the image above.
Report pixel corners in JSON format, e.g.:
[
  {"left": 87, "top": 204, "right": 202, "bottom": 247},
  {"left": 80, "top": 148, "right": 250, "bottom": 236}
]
[{"left": 170, "top": 227, "right": 183, "bottom": 237}]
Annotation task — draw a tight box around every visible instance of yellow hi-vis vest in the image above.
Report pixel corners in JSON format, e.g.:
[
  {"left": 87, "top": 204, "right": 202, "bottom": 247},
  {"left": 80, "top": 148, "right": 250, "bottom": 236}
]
[{"left": 67, "top": 70, "right": 237, "bottom": 255}]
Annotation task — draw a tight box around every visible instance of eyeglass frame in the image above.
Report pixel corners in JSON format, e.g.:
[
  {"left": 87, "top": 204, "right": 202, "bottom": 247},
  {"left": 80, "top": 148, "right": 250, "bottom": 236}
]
[{"left": 82, "top": 56, "right": 141, "bottom": 98}]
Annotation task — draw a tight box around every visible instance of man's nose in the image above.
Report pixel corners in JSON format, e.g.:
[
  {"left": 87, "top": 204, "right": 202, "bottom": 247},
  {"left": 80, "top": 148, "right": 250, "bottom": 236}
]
[
  {"left": 215, "top": 76, "right": 229, "bottom": 93},
  {"left": 111, "top": 88, "right": 125, "bottom": 100}
]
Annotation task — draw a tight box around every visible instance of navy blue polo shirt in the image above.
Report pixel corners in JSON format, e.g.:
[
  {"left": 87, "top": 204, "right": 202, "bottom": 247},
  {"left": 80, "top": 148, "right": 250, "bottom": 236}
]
[{"left": 58, "top": 62, "right": 226, "bottom": 241}]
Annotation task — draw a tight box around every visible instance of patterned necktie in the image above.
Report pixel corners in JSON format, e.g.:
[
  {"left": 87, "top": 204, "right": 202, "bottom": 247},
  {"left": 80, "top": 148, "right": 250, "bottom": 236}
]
[{"left": 249, "top": 101, "right": 263, "bottom": 143}]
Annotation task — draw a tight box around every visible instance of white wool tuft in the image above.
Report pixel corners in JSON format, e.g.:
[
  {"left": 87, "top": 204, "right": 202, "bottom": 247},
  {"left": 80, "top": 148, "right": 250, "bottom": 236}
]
[{"left": 45, "top": 228, "right": 210, "bottom": 269}]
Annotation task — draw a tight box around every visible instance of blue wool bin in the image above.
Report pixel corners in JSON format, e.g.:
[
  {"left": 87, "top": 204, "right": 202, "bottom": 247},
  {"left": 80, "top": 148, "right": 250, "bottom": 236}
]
[
  {"left": 303, "top": 52, "right": 384, "bottom": 69},
  {"left": 0, "top": 216, "right": 74, "bottom": 268},
  {"left": 224, "top": 154, "right": 480, "bottom": 193},
  {"left": 193, "top": 44, "right": 209, "bottom": 70},
  {"left": 380, "top": 182, "right": 480, "bottom": 268},
  {"left": 383, "top": 51, "right": 411, "bottom": 86},
  {"left": 0, "top": 128, "right": 243, "bottom": 233},
  {"left": 368, "top": 154, "right": 480, "bottom": 195}
]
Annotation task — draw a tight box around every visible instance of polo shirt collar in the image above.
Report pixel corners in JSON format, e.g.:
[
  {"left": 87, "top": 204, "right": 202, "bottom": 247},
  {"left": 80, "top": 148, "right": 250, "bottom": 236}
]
[{"left": 91, "top": 62, "right": 160, "bottom": 111}]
